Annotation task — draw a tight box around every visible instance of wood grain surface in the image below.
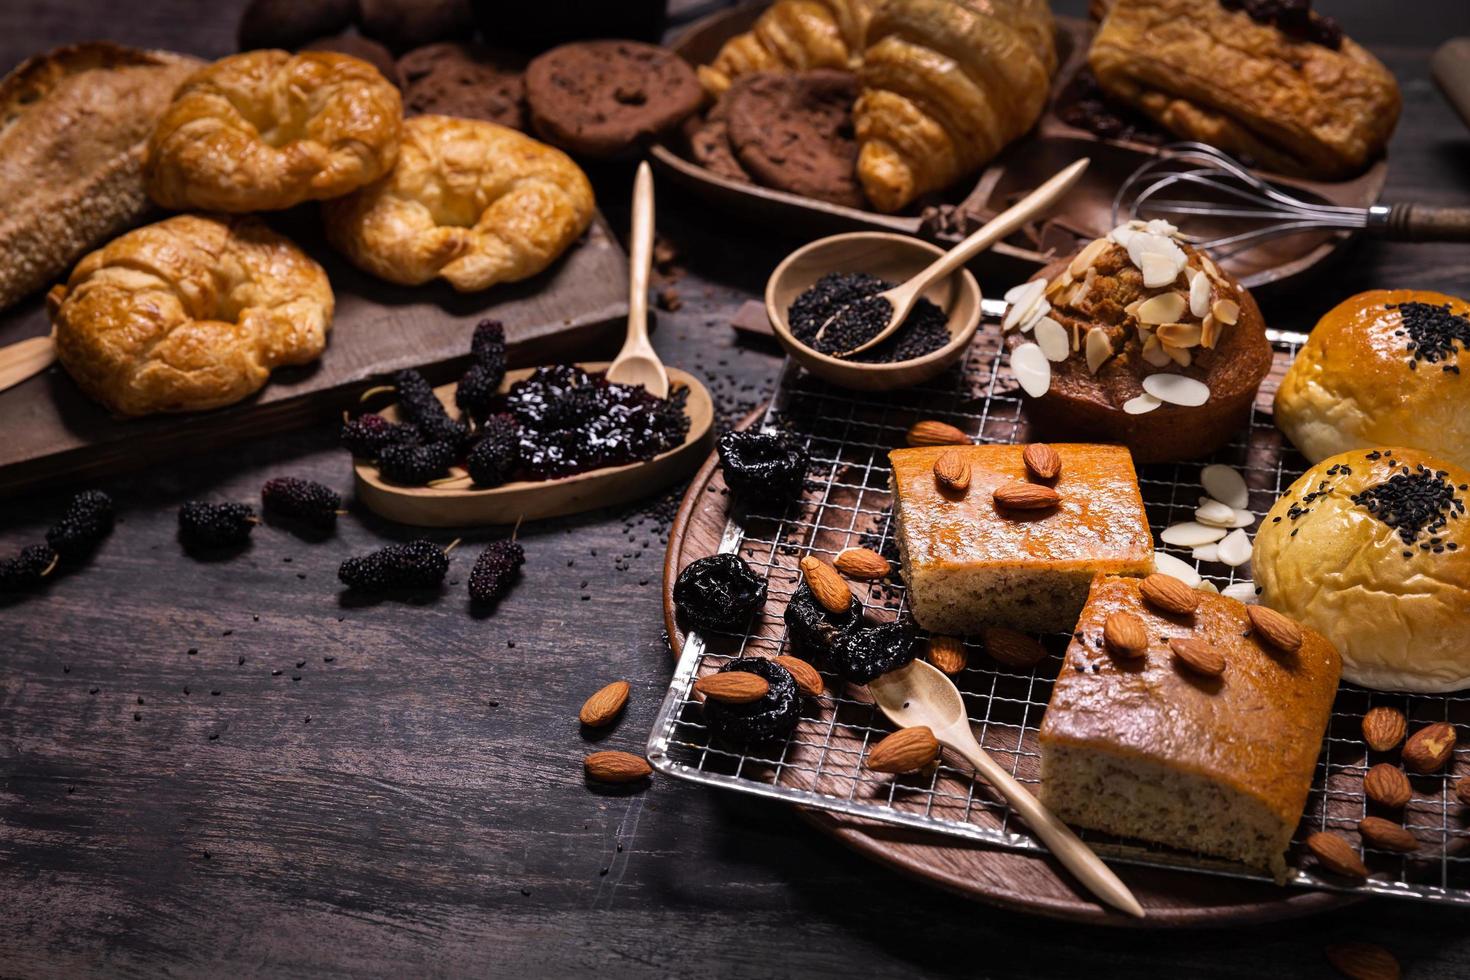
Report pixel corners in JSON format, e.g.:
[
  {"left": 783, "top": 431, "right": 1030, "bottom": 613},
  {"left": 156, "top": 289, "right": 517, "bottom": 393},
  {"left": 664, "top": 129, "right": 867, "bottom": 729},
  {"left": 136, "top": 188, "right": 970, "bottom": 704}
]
[{"left": 4, "top": 1, "right": 1470, "bottom": 977}]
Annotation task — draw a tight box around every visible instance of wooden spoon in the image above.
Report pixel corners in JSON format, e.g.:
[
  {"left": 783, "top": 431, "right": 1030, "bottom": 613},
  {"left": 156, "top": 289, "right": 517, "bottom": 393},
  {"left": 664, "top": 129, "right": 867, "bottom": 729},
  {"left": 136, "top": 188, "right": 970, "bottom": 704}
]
[
  {"left": 815, "top": 158, "right": 1090, "bottom": 356},
  {"left": 606, "top": 161, "right": 670, "bottom": 399},
  {"left": 0, "top": 331, "right": 57, "bottom": 394},
  {"left": 867, "top": 658, "right": 1145, "bottom": 918}
]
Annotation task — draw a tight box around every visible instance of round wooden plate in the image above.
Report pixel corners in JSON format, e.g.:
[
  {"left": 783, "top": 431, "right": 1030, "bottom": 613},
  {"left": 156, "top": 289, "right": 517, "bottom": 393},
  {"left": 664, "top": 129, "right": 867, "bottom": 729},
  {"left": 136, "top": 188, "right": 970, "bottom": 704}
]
[{"left": 660, "top": 408, "right": 1357, "bottom": 926}]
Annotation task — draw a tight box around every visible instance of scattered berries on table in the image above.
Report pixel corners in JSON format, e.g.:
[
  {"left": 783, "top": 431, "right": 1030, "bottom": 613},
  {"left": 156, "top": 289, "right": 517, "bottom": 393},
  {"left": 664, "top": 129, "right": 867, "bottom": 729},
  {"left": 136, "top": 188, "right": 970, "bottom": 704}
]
[
  {"left": 339, "top": 540, "right": 451, "bottom": 590},
  {"left": 717, "top": 430, "right": 809, "bottom": 501},
  {"left": 261, "top": 477, "right": 341, "bottom": 529},
  {"left": 340, "top": 413, "right": 419, "bottom": 458},
  {"left": 672, "top": 554, "right": 768, "bottom": 632},
  {"left": 393, "top": 369, "right": 469, "bottom": 447},
  {"left": 830, "top": 621, "right": 918, "bottom": 683},
  {"left": 466, "top": 414, "right": 521, "bottom": 487},
  {"left": 377, "top": 441, "right": 455, "bottom": 485},
  {"left": 468, "top": 539, "right": 525, "bottom": 604},
  {"left": 0, "top": 544, "right": 59, "bottom": 592},
  {"left": 178, "top": 501, "right": 256, "bottom": 549},
  {"left": 45, "top": 490, "right": 114, "bottom": 558},
  {"left": 701, "top": 657, "right": 804, "bottom": 744},
  {"left": 784, "top": 579, "right": 861, "bottom": 658}
]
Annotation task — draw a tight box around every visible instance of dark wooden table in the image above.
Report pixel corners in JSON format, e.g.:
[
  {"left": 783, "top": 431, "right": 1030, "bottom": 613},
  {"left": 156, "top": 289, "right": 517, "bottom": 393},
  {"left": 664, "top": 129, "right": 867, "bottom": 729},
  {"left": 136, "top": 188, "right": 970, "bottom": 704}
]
[{"left": 4, "top": 2, "right": 1470, "bottom": 976}]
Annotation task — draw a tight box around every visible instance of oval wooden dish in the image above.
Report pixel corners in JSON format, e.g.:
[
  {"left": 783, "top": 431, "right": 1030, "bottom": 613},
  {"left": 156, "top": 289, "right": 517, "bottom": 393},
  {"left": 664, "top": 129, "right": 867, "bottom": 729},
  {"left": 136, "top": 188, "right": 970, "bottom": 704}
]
[{"left": 354, "top": 363, "right": 714, "bottom": 527}]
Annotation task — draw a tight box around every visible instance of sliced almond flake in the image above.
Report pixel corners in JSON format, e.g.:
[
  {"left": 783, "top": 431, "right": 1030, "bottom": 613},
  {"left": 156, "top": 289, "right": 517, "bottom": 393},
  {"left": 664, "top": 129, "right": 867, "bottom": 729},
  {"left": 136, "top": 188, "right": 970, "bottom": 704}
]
[
  {"left": 1140, "top": 252, "right": 1181, "bottom": 289},
  {"left": 1160, "top": 521, "right": 1228, "bottom": 547},
  {"left": 1071, "top": 321, "right": 1082, "bottom": 352},
  {"left": 1145, "top": 218, "right": 1179, "bottom": 237},
  {"left": 1200, "top": 254, "right": 1221, "bottom": 280},
  {"left": 1001, "top": 280, "right": 1046, "bottom": 331},
  {"left": 1141, "top": 335, "right": 1173, "bottom": 367},
  {"left": 1201, "top": 313, "right": 1218, "bottom": 349},
  {"left": 1222, "top": 581, "right": 1259, "bottom": 603},
  {"left": 1184, "top": 265, "right": 1200, "bottom": 285},
  {"left": 1197, "top": 580, "right": 1220, "bottom": 594},
  {"left": 1068, "top": 238, "right": 1111, "bottom": 278},
  {"left": 1212, "top": 297, "right": 1240, "bottom": 325},
  {"left": 1189, "top": 271, "right": 1211, "bottom": 319},
  {"left": 1123, "top": 297, "right": 1145, "bottom": 318},
  {"left": 1195, "top": 498, "right": 1238, "bottom": 527},
  {"left": 1127, "top": 232, "right": 1185, "bottom": 278},
  {"left": 1201, "top": 463, "right": 1249, "bottom": 508},
  {"left": 1217, "top": 528, "right": 1252, "bottom": 567},
  {"left": 1158, "top": 322, "right": 1202, "bottom": 348},
  {"left": 1010, "top": 342, "right": 1051, "bottom": 397},
  {"left": 1085, "top": 326, "right": 1113, "bottom": 374},
  {"left": 1137, "top": 291, "right": 1187, "bottom": 325},
  {"left": 1165, "top": 344, "right": 1192, "bottom": 368},
  {"left": 1045, "top": 273, "right": 1071, "bottom": 299},
  {"left": 1034, "top": 316, "right": 1070, "bottom": 362},
  {"left": 1019, "top": 297, "right": 1051, "bottom": 333},
  {"left": 1142, "top": 373, "right": 1210, "bottom": 406},
  {"left": 1123, "top": 392, "right": 1162, "bottom": 414},
  {"left": 1153, "top": 550, "right": 1202, "bottom": 586},
  {"left": 1192, "top": 543, "right": 1220, "bottom": 562},
  {"left": 1003, "top": 281, "right": 1036, "bottom": 304},
  {"left": 1110, "top": 224, "right": 1138, "bottom": 248}
]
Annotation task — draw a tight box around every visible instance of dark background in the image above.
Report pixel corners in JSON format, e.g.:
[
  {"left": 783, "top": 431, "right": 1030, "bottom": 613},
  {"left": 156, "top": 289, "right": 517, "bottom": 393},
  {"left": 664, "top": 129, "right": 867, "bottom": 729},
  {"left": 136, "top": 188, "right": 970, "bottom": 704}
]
[{"left": 4, "top": 1, "right": 1470, "bottom": 976}]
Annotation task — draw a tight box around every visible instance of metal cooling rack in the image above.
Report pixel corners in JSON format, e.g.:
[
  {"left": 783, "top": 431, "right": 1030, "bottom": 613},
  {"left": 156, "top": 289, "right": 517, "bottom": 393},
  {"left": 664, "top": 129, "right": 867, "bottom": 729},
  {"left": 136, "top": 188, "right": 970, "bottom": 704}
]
[{"left": 646, "top": 326, "right": 1470, "bottom": 906}]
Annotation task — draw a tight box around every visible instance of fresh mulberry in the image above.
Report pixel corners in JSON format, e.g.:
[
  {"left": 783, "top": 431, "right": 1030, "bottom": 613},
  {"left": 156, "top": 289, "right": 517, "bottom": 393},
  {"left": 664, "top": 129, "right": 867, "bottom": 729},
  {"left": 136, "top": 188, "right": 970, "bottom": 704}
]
[
  {"left": 830, "top": 621, "right": 917, "bottom": 683},
  {"left": 468, "top": 539, "right": 525, "bottom": 604},
  {"left": 262, "top": 477, "right": 341, "bottom": 529},
  {"left": 0, "top": 544, "right": 58, "bottom": 592},
  {"left": 377, "top": 441, "right": 455, "bottom": 485},
  {"left": 340, "top": 413, "right": 419, "bottom": 458},
  {"left": 179, "top": 501, "right": 256, "bottom": 549},
  {"left": 456, "top": 320, "right": 508, "bottom": 423},
  {"left": 45, "top": 490, "right": 114, "bottom": 558},
  {"left": 394, "top": 369, "right": 469, "bottom": 447},
  {"left": 672, "top": 554, "right": 768, "bottom": 632},
  {"left": 339, "top": 540, "right": 450, "bottom": 590},
  {"left": 466, "top": 414, "right": 521, "bottom": 487},
  {"left": 717, "top": 430, "right": 808, "bottom": 501},
  {"left": 470, "top": 319, "right": 507, "bottom": 374},
  {"left": 701, "top": 657, "right": 803, "bottom": 744}
]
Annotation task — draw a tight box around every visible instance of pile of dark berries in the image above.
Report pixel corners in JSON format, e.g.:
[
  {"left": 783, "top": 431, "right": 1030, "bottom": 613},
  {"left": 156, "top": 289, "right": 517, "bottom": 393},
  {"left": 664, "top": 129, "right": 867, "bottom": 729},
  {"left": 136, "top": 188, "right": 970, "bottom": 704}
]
[
  {"left": 469, "top": 538, "right": 525, "bottom": 604},
  {"left": 466, "top": 413, "right": 520, "bottom": 488},
  {"left": 1056, "top": 68, "right": 1166, "bottom": 145},
  {"left": 378, "top": 440, "right": 455, "bottom": 485},
  {"left": 1219, "top": 0, "right": 1342, "bottom": 48},
  {"left": 47, "top": 490, "right": 115, "bottom": 559},
  {"left": 394, "top": 369, "right": 470, "bottom": 449},
  {"left": 700, "top": 657, "right": 804, "bottom": 744},
  {"left": 339, "top": 540, "right": 452, "bottom": 590},
  {"left": 717, "top": 430, "right": 809, "bottom": 501},
  {"left": 1389, "top": 301, "right": 1470, "bottom": 373},
  {"left": 788, "top": 272, "right": 951, "bottom": 363},
  {"left": 341, "top": 413, "right": 419, "bottom": 458},
  {"left": 1351, "top": 463, "right": 1465, "bottom": 548},
  {"left": 672, "top": 554, "right": 768, "bottom": 631},
  {"left": 261, "top": 477, "right": 341, "bottom": 529},
  {"left": 179, "top": 501, "right": 256, "bottom": 549}
]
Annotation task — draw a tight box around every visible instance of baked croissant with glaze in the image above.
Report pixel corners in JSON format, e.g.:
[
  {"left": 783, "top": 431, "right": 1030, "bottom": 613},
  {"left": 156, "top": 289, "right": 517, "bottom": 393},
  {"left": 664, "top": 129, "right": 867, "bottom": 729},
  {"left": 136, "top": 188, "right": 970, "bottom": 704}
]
[{"left": 700, "top": 0, "right": 1056, "bottom": 213}]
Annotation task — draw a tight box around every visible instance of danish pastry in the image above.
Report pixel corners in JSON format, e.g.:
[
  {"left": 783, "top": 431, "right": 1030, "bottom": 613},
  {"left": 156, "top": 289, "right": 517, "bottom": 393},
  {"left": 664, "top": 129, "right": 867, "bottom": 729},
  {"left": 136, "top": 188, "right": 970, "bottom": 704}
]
[
  {"left": 323, "top": 114, "right": 594, "bottom": 291},
  {"left": 144, "top": 50, "right": 402, "bottom": 213},
  {"left": 48, "top": 214, "right": 333, "bottom": 417}
]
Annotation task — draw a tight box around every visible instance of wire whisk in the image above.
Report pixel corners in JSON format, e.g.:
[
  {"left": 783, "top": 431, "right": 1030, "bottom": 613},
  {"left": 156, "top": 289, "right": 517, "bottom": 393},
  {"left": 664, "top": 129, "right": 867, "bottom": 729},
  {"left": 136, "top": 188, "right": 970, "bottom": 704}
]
[{"left": 1113, "top": 142, "right": 1470, "bottom": 259}]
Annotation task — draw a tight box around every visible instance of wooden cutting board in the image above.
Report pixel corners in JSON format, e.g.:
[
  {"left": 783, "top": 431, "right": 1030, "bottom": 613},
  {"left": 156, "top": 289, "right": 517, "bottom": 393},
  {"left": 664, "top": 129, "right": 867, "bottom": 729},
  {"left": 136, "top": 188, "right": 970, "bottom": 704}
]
[{"left": 0, "top": 206, "right": 629, "bottom": 496}]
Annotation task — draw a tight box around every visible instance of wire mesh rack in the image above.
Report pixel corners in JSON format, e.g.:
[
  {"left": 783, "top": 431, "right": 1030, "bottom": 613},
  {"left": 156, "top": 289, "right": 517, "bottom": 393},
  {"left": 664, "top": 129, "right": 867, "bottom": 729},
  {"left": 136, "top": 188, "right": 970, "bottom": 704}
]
[{"left": 646, "top": 325, "right": 1470, "bottom": 906}]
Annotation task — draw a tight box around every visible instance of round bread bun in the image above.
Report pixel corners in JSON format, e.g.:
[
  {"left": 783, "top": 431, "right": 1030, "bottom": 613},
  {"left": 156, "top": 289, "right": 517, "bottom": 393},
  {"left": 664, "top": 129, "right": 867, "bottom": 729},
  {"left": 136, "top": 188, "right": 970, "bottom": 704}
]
[
  {"left": 323, "top": 114, "right": 593, "bottom": 291},
  {"left": 1275, "top": 289, "right": 1470, "bottom": 470},
  {"left": 47, "top": 214, "right": 333, "bottom": 416},
  {"left": 1253, "top": 446, "right": 1470, "bottom": 692},
  {"left": 144, "top": 50, "right": 402, "bottom": 213}
]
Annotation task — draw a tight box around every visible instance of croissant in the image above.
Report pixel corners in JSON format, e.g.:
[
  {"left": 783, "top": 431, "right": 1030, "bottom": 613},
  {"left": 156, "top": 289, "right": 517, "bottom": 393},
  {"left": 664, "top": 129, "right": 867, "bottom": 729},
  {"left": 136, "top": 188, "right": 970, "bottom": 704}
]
[{"left": 700, "top": 0, "right": 1056, "bottom": 212}]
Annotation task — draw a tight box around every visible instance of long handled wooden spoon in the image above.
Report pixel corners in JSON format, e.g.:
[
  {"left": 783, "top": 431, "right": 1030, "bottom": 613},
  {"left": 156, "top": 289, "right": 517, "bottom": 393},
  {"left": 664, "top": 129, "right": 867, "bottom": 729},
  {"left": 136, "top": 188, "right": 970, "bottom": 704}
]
[
  {"left": 815, "top": 157, "right": 1091, "bottom": 356},
  {"left": 0, "top": 331, "right": 56, "bottom": 394},
  {"left": 606, "top": 161, "right": 670, "bottom": 399},
  {"left": 868, "top": 658, "right": 1145, "bottom": 918}
]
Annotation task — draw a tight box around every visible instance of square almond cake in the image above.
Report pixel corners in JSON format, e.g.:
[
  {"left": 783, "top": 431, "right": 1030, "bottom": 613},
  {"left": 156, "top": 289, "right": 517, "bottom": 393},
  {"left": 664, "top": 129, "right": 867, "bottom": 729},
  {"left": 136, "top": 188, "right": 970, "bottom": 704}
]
[
  {"left": 888, "top": 443, "right": 1153, "bottom": 633},
  {"left": 1039, "top": 575, "right": 1341, "bottom": 881}
]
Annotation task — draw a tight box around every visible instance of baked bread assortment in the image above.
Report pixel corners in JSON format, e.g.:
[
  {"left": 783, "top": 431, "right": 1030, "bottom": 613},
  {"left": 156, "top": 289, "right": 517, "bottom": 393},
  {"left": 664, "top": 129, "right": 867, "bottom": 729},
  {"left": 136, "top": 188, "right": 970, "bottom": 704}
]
[
  {"left": 144, "top": 50, "right": 404, "bottom": 213},
  {"left": 1039, "top": 574, "right": 1340, "bottom": 881},
  {"left": 1088, "top": 0, "right": 1400, "bottom": 178},
  {"left": 1003, "top": 222, "right": 1273, "bottom": 463},
  {"left": 889, "top": 443, "right": 1153, "bottom": 633},
  {"left": 324, "top": 115, "right": 594, "bottom": 290},
  {"left": 1275, "top": 291, "right": 1470, "bottom": 470},
  {"left": 48, "top": 214, "right": 333, "bottom": 416},
  {"left": 1253, "top": 447, "right": 1470, "bottom": 693},
  {"left": 0, "top": 43, "right": 202, "bottom": 311}
]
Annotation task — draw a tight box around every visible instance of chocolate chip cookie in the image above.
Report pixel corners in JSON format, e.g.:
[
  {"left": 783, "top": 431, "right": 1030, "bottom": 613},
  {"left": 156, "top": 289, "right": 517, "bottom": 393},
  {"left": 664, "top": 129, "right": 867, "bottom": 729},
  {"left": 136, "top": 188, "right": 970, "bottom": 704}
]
[
  {"left": 682, "top": 94, "right": 748, "bottom": 183},
  {"left": 525, "top": 40, "right": 702, "bottom": 158},
  {"left": 399, "top": 42, "right": 526, "bottom": 129},
  {"left": 726, "top": 70, "right": 863, "bottom": 209}
]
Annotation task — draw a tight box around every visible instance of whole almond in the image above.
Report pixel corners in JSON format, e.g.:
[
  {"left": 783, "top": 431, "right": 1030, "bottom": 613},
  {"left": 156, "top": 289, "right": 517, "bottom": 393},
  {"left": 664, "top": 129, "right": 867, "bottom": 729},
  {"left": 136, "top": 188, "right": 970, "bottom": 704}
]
[
  {"left": 1324, "top": 943, "right": 1400, "bottom": 980},
  {"left": 1402, "top": 721, "right": 1456, "bottom": 773},
  {"left": 866, "top": 726, "right": 940, "bottom": 774},
  {"left": 694, "top": 671, "right": 770, "bottom": 704},
  {"left": 1456, "top": 775, "right": 1470, "bottom": 806},
  {"left": 578, "top": 680, "right": 630, "bottom": 727},
  {"left": 584, "top": 750, "right": 652, "bottom": 784},
  {"left": 1246, "top": 604, "right": 1304, "bottom": 653},
  {"left": 927, "top": 635, "right": 968, "bottom": 675},
  {"left": 1306, "top": 831, "right": 1368, "bottom": 878},
  {"left": 984, "top": 627, "right": 1048, "bottom": 669},
  {"left": 1169, "top": 637, "right": 1225, "bottom": 677},
  {"left": 772, "top": 655, "right": 823, "bottom": 697},
  {"left": 1358, "top": 816, "right": 1417, "bottom": 853},
  {"left": 800, "top": 555, "right": 853, "bottom": 614},
  {"left": 1363, "top": 764, "right": 1412, "bottom": 809},
  {"left": 1022, "top": 443, "right": 1062, "bottom": 481},
  {"left": 933, "top": 449, "right": 971, "bottom": 494},
  {"left": 906, "top": 420, "right": 968, "bottom": 447},
  {"left": 1361, "top": 707, "right": 1406, "bottom": 752},
  {"left": 1140, "top": 573, "right": 1200, "bottom": 616},
  {"left": 992, "top": 482, "right": 1061, "bottom": 511},
  {"left": 834, "top": 547, "right": 890, "bottom": 580},
  {"left": 1103, "top": 611, "right": 1148, "bottom": 658}
]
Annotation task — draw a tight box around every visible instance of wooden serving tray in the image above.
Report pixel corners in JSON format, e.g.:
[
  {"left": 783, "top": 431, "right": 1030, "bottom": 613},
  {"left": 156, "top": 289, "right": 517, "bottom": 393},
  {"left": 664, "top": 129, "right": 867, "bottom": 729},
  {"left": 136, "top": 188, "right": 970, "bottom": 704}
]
[
  {"left": 650, "top": 4, "right": 1388, "bottom": 292},
  {"left": 0, "top": 208, "right": 629, "bottom": 497}
]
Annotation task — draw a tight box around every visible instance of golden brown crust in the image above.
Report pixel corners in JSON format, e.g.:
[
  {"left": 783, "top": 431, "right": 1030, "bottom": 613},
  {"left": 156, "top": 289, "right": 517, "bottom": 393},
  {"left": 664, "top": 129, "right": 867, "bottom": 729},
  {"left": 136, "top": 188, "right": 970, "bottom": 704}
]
[
  {"left": 48, "top": 213, "right": 333, "bottom": 417},
  {"left": 1089, "top": 0, "right": 1400, "bottom": 178},
  {"left": 0, "top": 42, "right": 202, "bottom": 311},
  {"left": 144, "top": 50, "right": 402, "bottom": 213},
  {"left": 323, "top": 115, "right": 594, "bottom": 291},
  {"left": 1275, "top": 290, "right": 1470, "bottom": 470}
]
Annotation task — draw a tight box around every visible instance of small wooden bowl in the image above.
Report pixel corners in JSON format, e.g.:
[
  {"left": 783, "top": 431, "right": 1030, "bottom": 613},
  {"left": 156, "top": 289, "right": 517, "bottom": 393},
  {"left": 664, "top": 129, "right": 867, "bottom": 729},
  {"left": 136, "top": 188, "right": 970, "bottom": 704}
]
[
  {"left": 354, "top": 362, "right": 714, "bottom": 527},
  {"left": 765, "top": 232, "right": 982, "bottom": 391}
]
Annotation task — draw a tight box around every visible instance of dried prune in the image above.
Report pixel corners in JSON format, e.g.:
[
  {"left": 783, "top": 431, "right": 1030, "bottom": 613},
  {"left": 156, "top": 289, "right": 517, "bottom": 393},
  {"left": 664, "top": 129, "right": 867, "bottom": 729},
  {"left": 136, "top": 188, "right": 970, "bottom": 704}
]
[
  {"left": 830, "top": 621, "right": 917, "bottom": 684},
  {"left": 672, "top": 554, "right": 767, "bottom": 632},
  {"left": 717, "top": 430, "right": 808, "bottom": 501},
  {"left": 701, "top": 657, "right": 803, "bottom": 744},
  {"left": 783, "top": 580, "right": 861, "bottom": 658}
]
